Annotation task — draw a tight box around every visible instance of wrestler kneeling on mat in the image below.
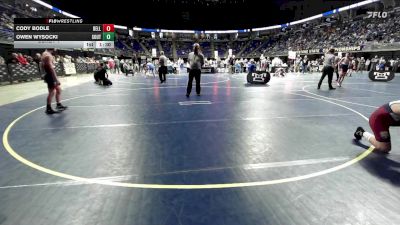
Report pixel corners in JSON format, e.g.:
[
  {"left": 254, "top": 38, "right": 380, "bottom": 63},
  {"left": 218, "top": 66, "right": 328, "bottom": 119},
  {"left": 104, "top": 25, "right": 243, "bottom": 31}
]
[{"left": 354, "top": 100, "right": 400, "bottom": 153}]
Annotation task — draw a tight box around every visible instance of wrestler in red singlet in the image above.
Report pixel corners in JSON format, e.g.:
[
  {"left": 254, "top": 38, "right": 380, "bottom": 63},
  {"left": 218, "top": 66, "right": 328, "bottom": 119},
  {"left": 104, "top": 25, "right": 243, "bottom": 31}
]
[{"left": 354, "top": 100, "right": 400, "bottom": 153}]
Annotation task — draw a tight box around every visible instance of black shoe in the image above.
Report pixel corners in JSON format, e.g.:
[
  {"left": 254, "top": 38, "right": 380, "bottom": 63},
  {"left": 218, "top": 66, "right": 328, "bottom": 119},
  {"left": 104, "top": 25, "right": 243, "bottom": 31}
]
[
  {"left": 354, "top": 127, "right": 365, "bottom": 140},
  {"left": 317, "top": 86, "right": 320, "bottom": 90},
  {"left": 329, "top": 87, "right": 336, "bottom": 90},
  {"left": 56, "top": 104, "right": 68, "bottom": 111},
  {"left": 45, "top": 108, "right": 56, "bottom": 114},
  {"left": 186, "top": 94, "right": 190, "bottom": 97}
]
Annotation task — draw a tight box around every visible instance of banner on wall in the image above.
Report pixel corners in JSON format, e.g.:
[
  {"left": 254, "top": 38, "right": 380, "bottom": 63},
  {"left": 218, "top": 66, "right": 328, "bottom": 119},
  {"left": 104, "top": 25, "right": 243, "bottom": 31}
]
[
  {"left": 152, "top": 48, "right": 157, "bottom": 57},
  {"left": 64, "top": 63, "right": 76, "bottom": 74},
  {"left": 288, "top": 51, "right": 296, "bottom": 59},
  {"left": 295, "top": 46, "right": 362, "bottom": 55}
]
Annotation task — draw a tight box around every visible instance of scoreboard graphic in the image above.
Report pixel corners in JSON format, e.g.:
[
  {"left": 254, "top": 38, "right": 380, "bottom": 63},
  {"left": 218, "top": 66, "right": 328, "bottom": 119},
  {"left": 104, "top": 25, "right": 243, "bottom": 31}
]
[{"left": 14, "top": 18, "right": 114, "bottom": 49}]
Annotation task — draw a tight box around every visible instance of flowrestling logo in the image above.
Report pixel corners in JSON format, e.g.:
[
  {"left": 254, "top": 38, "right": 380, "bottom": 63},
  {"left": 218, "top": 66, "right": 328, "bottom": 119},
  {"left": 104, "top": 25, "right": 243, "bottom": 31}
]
[
  {"left": 369, "top": 71, "right": 395, "bottom": 82},
  {"left": 374, "top": 72, "right": 390, "bottom": 80},
  {"left": 366, "top": 11, "right": 388, "bottom": 19},
  {"left": 253, "top": 73, "right": 266, "bottom": 78},
  {"left": 247, "top": 71, "right": 271, "bottom": 84}
]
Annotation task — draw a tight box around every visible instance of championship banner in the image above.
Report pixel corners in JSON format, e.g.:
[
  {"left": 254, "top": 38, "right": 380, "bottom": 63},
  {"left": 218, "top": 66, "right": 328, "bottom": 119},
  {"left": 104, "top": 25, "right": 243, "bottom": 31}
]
[
  {"left": 64, "top": 63, "right": 77, "bottom": 74},
  {"left": 295, "top": 46, "right": 362, "bottom": 55},
  {"left": 295, "top": 50, "right": 308, "bottom": 54},
  {"left": 308, "top": 49, "right": 322, "bottom": 54},
  {"left": 152, "top": 48, "right": 157, "bottom": 57},
  {"left": 368, "top": 70, "right": 395, "bottom": 82},
  {"left": 288, "top": 51, "right": 296, "bottom": 60},
  {"left": 333, "top": 46, "right": 362, "bottom": 52}
]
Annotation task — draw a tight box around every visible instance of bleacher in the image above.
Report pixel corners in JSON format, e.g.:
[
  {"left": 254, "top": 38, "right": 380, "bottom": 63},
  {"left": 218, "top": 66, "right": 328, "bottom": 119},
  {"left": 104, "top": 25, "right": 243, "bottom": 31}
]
[
  {"left": 213, "top": 41, "right": 230, "bottom": 58},
  {"left": 176, "top": 42, "right": 192, "bottom": 57},
  {"left": 0, "top": 60, "right": 98, "bottom": 85},
  {"left": 200, "top": 42, "right": 211, "bottom": 58},
  {"left": 160, "top": 41, "right": 173, "bottom": 58},
  {"left": 241, "top": 40, "right": 263, "bottom": 57}
]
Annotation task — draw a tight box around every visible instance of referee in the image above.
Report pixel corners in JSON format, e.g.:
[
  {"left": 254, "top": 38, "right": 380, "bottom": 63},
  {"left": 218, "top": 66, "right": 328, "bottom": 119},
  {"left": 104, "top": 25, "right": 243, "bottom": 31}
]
[
  {"left": 317, "top": 48, "right": 336, "bottom": 90},
  {"left": 186, "top": 43, "right": 204, "bottom": 97},
  {"left": 158, "top": 51, "right": 168, "bottom": 83}
]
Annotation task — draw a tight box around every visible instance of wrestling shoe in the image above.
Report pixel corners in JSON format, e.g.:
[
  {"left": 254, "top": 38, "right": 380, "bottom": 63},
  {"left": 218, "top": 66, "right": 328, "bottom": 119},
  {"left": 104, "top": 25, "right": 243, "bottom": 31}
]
[
  {"left": 354, "top": 127, "right": 365, "bottom": 140},
  {"left": 45, "top": 108, "right": 56, "bottom": 114},
  {"left": 56, "top": 103, "right": 68, "bottom": 111}
]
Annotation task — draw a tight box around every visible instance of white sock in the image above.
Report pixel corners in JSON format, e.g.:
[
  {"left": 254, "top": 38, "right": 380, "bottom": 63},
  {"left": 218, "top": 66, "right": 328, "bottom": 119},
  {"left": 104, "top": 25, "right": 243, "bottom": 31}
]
[{"left": 363, "top": 132, "right": 374, "bottom": 141}]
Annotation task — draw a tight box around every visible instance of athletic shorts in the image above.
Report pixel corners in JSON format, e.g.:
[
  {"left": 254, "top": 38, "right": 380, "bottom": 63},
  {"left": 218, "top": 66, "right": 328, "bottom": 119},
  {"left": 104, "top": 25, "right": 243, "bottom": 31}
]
[
  {"left": 159, "top": 66, "right": 167, "bottom": 74},
  {"left": 369, "top": 104, "right": 400, "bottom": 142},
  {"left": 44, "top": 74, "right": 56, "bottom": 89},
  {"left": 341, "top": 64, "right": 349, "bottom": 73}
]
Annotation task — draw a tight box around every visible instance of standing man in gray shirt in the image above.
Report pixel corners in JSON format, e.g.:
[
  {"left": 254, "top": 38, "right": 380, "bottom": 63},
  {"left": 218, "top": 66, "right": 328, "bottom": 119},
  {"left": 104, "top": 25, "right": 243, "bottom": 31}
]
[
  {"left": 186, "top": 43, "right": 204, "bottom": 97},
  {"left": 114, "top": 56, "right": 121, "bottom": 74},
  {"left": 370, "top": 55, "right": 379, "bottom": 71},
  {"left": 317, "top": 48, "right": 336, "bottom": 90},
  {"left": 158, "top": 51, "right": 168, "bottom": 83}
]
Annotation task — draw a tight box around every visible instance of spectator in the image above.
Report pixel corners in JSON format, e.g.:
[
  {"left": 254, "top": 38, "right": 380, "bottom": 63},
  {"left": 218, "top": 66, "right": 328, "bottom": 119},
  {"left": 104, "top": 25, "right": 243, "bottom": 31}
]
[
  {"left": 301, "top": 56, "right": 309, "bottom": 74},
  {"left": 393, "top": 58, "right": 399, "bottom": 72},
  {"left": 34, "top": 53, "right": 41, "bottom": 64},
  {"left": 370, "top": 55, "right": 379, "bottom": 71},
  {"left": 16, "top": 53, "right": 29, "bottom": 65},
  {"left": 107, "top": 57, "right": 115, "bottom": 73},
  {"left": 7, "top": 53, "right": 18, "bottom": 64},
  {"left": 114, "top": 56, "right": 121, "bottom": 74},
  {"left": 378, "top": 57, "right": 386, "bottom": 71},
  {"left": 365, "top": 58, "right": 371, "bottom": 71},
  {"left": 358, "top": 57, "right": 365, "bottom": 72},
  {"left": 26, "top": 55, "right": 34, "bottom": 64}
]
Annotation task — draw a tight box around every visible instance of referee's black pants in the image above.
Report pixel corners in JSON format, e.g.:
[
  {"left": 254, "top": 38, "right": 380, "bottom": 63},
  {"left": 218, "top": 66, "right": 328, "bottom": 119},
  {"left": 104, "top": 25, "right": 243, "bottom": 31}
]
[
  {"left": 158, "top": 66, "right": 167, "bottom": 82},
  {"left": 318, "top": 66, "right": 334, "bottom": 89},
  {"left": 186, "top": 69, "right": 201, "bottom": 95}
]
